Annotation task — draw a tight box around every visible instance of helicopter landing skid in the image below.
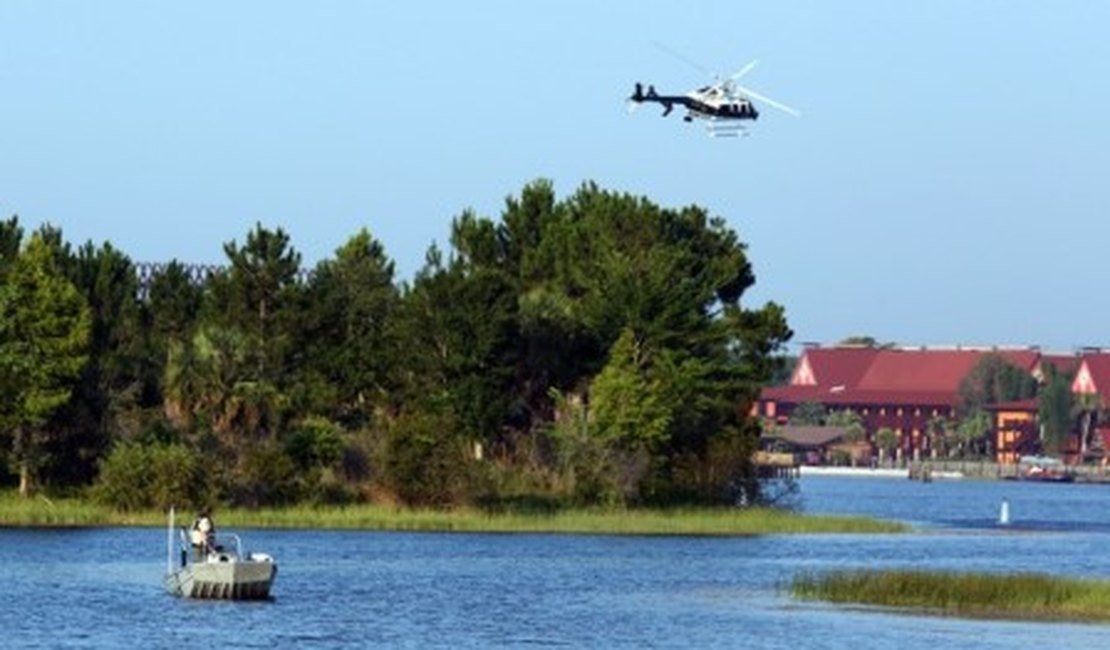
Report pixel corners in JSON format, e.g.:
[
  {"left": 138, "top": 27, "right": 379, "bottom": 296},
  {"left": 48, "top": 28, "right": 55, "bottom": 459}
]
[{"left": 705, "top": 121, "right": 748, "bottom": 138}]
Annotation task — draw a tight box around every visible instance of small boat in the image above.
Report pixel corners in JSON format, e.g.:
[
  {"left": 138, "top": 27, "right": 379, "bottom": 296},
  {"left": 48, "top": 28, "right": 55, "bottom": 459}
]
[
  {"left": 164, "top": 508, "right": 277, "bottom": 600},
  {"left": 1014, "top": 455, "right": 1075, "bottom": 483}
]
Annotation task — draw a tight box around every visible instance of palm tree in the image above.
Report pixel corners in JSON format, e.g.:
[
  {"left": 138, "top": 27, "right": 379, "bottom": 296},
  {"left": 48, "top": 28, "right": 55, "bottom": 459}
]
[
  {"left": 875, "top": 427, "right": 897, "bottom": 465},
  {"left": 926, "top": 415, "right": 949, "bottom": 459},
  {"left": 955, "top": 412, "right": 991, "bottom": 459},
  {"left": 1072, "top": 392, "right": 1103, "bottom": 457}
]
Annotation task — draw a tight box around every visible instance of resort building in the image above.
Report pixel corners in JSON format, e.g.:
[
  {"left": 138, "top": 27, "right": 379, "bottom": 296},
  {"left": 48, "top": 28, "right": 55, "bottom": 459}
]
[
  {"left": 757, "top": 344, "right": 1086, "bottom": 464},
  {"left": 1070, "top": 353, "right": 1110, "bottom": 457}
]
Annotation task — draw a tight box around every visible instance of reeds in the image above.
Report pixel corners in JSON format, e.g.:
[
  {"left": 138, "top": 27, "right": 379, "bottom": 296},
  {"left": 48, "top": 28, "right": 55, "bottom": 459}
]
[
  {"left": 213, "top": 505, "right": 907, "bottom": 535},
  {"left": 791, "top": 569, "right": 1110, "bottom": 623},
  {"left": 0, "top": 492, "right": 904, "bottom": 535},
  {"left": 0, "top": 493, "right": 117, "bottom": 527}
]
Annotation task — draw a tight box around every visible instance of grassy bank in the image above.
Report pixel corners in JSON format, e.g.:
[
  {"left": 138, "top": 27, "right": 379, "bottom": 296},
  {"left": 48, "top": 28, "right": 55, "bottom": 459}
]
[
  {"left": 0, "top": 492, "right": 905, "bottom": 535},
  {"left": 792, "top": 569, "right": 1110, "bottom": 623}
]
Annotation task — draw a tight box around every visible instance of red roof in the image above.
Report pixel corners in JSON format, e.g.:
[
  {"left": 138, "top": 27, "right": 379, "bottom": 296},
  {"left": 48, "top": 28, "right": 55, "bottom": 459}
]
[
  {"left": 857, "top": 349, "right": 1039, "bottom": 393},
  {"left": 790, "top": 347, "right": 878, "bottom": 387},
  {"left": 1041, "top": 353, "right": 1081, "bottom": 376},
  {"left": 762, "top": 346, "right": 1043, "bottom": 409},
  {"left": 763, "top": 384, "right": 959, "bottom": 408},
  {"left": 985, "top": 398, "right": 1040, "bottom": 412},
  {"left": 1073, "top": 354, "right": 1110, "bottom": 402}
]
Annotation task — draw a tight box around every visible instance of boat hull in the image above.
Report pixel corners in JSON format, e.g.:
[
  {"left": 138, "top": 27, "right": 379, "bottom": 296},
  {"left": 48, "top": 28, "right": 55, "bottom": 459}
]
[{"left": 165, "top": 558, "right": 277, "bottom": 600}]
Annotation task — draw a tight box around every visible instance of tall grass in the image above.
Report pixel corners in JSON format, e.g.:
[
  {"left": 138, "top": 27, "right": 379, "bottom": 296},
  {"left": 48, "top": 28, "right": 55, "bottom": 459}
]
[
  {"left": 213, "top": 505, "right": 906, "bottom": 535},
  {"left": 0, "top": 493, "right": 118, "bottom": 527},
  {"left": 792, "top": 569, "right": 1110, "bottom": 623},
  {"left": 0, "top": 492, "right": 905, "bottom": 535}
]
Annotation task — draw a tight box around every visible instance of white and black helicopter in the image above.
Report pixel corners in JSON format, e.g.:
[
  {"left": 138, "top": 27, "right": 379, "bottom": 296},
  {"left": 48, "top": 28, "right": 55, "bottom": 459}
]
[{"left": 628, "top": 57, "right": 799, "bottom": 137}]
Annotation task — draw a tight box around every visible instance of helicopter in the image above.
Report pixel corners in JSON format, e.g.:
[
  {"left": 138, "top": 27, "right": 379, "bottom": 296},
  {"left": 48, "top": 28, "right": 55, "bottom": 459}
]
[{"left": 628, "top": 58, "right": 799, "bottom": 137}]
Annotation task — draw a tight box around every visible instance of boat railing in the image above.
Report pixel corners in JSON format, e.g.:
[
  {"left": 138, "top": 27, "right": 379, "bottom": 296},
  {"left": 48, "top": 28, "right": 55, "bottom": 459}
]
[
  {"left": 212, "top": 533, "right": 244, "bottom": 560},
  {"left": 176, "top": 528, "right": 245, "bottom": 561}
]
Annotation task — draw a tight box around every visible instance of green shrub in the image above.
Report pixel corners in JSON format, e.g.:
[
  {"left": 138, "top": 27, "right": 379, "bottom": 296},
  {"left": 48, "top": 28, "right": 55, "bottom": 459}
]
[
  {"left": 92, "top": 441, "right": 207, "bottom": 511},
  {"left": 92, "top": 442, "right": 152, "bottom": 511},
  {"left": 148, "top": 443, "right": 206, "bottom": 509},
  {"left": 285, "top": 415, "right": 345, "bottom": 469},
  {"left": 232, "top": 441, "right": 298, "bottom": 507},
  {"left": 383, "top": 410, "right": 473, "bottom": 507}
]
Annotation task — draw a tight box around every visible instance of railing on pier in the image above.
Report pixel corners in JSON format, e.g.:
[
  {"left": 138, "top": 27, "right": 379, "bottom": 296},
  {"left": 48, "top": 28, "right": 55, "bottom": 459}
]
[{"left": 753, "top": 451, "right": 800, "bottom": 479}]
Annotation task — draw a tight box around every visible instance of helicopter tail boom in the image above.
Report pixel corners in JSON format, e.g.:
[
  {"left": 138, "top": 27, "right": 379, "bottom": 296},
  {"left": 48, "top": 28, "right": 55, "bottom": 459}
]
[
  {"left": 629, "top": 83, "right": 679, "bottom": 117},
  {"left": 629, "top": 83, "right": 661, "bottom": 103}
]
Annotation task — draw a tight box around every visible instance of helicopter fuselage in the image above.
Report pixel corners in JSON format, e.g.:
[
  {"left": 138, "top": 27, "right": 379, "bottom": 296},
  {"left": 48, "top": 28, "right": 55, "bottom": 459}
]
[{"left": 629, "top": 83, "right": 759, "bottom": 122}]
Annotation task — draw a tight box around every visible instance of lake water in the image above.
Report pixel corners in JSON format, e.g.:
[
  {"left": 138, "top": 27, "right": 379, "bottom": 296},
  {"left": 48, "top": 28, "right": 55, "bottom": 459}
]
[{"left": 5, "top": 477, "right": 1110, "bottom": 648}]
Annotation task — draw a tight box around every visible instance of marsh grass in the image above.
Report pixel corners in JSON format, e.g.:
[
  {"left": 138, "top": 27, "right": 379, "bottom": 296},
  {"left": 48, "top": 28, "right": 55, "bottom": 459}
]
[
  {"left": 0, "top": 492, "right": 904, "bottom": 535},
  {"left": 792, "top": 569, "right": 1110, "bottom": 623},
  {"left": 0, "top": 493, "right": 118, "bottom": 527},
  {"left": 213, "top": 505, "right": 906, "bottom": 535}
]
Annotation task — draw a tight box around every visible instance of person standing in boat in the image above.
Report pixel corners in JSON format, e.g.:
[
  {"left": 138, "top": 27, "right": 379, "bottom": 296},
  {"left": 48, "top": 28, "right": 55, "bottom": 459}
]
[{"left": 191, "top": 509, "right": 215, "bottom": 559}]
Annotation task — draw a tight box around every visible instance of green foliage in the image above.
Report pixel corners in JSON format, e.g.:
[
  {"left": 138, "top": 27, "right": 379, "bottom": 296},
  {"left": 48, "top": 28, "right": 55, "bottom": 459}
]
[
  {"left": 837, "top": 335, "right": 896, "bottom": 349},
  {"left": 826, "top": 409, "right": 865, "bottom": 443},
  {"left": 926, "top": 415, "right": 952, "bottom": 457},
  {"left": 0, "top": 233, "right": 91, "bottom": 494},
  {"left": 283, "top": 416, "right": 357, "bottom": 503},
  {"left": 955, "top": 412, "right": 992, "bottom": 458},
  {"left": 301, "top": 230, "right": 399, "bottom": 427},
  {"left": 4, "top": 180, "right": 793, "bottom": 509},
  {"left": 547, "top": 388, "right": 647, "bottom": 507},
  {"left": 397, "top": 233, "right": 517, "bottom": 446},
  {"left": 232, "top": 440, "right": 299, "bottom": 507},
  {"left": 144, "top": 260, "right": 204, "bottom": 405},
  {"left": 768, "top": 355, "right": 797, "bottom": 386},
  {"left": 93, "top": 441, "right": 207, "bottom": 511},
  {"left": 286, "top": 416, "right": 345, "bottom": 469},
  {"left": 792, "top": 569, "right": 1110, "bottom": 623},
  {"left": 1073, "top": 392, "right": 1103, "bottom": 456},
  {"left": 698, "top": 425, "right": 760, "bottom": 505},
  {"left": 1038, "top": 365, "right": 1075, "bottom": 454},
  {"left": 0, "top": 215, "right": 22, "bottom": 277},
  {"left": 589, "top": 328, "right": 672, "bottom": 449},
  {"left": 383, "top": 408, "right": 474, "bottom": 507},
  {"left": 875, "top": 427, "right": 898, "bottom": 458},
  {"left": 48, "top": 240, "right": 146, "bottom": 486},
  {"left": 789, "top": 402, "right": 827, "bottom": 426},
  {"left": 209, "top": 223, "right": 303, "bottom": 384},
  {"left": 0, "top": 493, "right": 905, "bottom": 534},
  {"left": 958, "top": 353, "right": 1038, "bottom": 417}
]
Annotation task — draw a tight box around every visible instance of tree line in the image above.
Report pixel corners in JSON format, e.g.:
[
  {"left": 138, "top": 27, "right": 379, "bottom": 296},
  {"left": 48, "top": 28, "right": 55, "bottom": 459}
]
[{"left": 0, "top": 180, "right": 793, "bottom": 510}]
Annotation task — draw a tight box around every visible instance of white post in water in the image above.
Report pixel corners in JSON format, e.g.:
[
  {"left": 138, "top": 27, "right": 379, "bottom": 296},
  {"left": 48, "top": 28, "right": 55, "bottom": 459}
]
[
  {"left": 166, "top": 506, "right": 175, "bottom": 574},
  {"left": 999, "top": 498, "right": 1010, "bottom": 526}
]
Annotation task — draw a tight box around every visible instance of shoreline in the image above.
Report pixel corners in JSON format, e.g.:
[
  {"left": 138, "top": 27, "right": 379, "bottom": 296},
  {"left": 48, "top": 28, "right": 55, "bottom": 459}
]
[
  {"left": 0, "top": 493, "right": 906, "bottom": 535},
  {"left": 800, "top": 466, "right": 967, "bottom": 480}
]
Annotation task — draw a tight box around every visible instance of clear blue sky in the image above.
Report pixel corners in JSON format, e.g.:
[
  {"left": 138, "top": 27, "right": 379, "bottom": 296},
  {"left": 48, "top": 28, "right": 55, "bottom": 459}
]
[{"left": 2, "top": 1, "right": 1107, "bottom": 352}]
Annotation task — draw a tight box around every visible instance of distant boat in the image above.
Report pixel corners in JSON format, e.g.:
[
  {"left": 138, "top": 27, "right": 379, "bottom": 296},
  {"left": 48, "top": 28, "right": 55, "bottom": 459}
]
[
  {"left": 1014, "top": 456, "right": 1075, "bottom": 483},
  {"left": 164, "top": 508, "right": 277, "bottom": 600}
]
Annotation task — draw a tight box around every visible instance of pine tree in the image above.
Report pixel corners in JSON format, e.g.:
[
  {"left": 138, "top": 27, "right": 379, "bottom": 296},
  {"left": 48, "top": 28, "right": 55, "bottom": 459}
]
[{"left": 0, "top": 234, "right": 90, "bottom": 495}]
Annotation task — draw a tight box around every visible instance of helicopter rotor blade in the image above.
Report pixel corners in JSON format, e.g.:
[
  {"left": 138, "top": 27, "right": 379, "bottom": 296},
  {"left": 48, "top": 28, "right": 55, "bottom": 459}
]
[
  {"left": 729, "top": 60, "right": 759, "bottom": 81},
  {"left": 734, "top": 84, "right": 801, "bottom": 117},
  {"left": 652, "top": 41, "right": 715, "bottom": 79}
]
